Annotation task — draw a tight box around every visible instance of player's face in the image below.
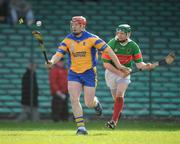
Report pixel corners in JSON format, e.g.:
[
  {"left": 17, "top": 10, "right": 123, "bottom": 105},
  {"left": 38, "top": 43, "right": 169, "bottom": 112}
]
[
  {"left": 70, "top": 21, "right": 84, "bottom": 35},
  {"left": 116, "top": 31, "right": 129, "bottom": 42}
]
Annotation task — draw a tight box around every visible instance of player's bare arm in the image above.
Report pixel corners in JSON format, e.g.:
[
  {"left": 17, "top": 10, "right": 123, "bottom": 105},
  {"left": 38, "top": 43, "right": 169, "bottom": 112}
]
[
  {"left": 136, "top": 62, "right": 156, "bottom": 71},
  {"left": 46, "top": 52, "right": 63, "bottom": 69},
  {"left": 103, "top": 47, "right": 131, "bottom": 75},
  {"left": 103, "top": 62, "right": 127, "bottom": 77}
]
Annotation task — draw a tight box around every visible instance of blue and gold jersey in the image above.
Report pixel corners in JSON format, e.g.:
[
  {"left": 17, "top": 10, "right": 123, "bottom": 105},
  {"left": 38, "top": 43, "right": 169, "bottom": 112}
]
[{"left": 56, "top": 31, "right": 109, "bottom": 73}]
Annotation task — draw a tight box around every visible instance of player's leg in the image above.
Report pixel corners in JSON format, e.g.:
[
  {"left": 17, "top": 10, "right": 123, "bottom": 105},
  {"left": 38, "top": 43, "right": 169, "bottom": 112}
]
[
  {"left": 112, "top": 83, "right": 129, "bottom": 123},
  {"left": 105, "top": 70, "right": 130, "bottom": 129},
  {"left": 110, "top": 89, "right": 117, "bottom": 100},
  {"left": 105, "top": 89, "right": 117, "bottom": 129},
  {"left": 68, "top": 81, "right": 82, "bottom": 117},
  {"left": 84, "top": 86, "right": 96, "bottom": 107},
  {"left": 82, "top": 67, "right": 102, "bottom": 116},
  {"left": 106, "top": 83, "right": 129, "bottom": 129},
  {"left": 84, "top": 86, "right": 102, "bottom": 116},
  {"left": 68, "top": 70, "right": 88, "bottom": 135},
  {"left": 68, "top": 81, "right": 87, "bottom": 135},
  {"left": 104, "top": 70, "right": 117, "bottom": 128}
]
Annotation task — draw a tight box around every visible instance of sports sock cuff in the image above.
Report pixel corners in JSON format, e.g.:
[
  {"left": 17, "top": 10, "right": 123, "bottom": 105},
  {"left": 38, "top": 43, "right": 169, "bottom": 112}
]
[
  {"left": 116, "top": 97, "right": 123, "bottom": 102},
  {"left": 75, "top": 116, "right": 85, "bottom": 127}
]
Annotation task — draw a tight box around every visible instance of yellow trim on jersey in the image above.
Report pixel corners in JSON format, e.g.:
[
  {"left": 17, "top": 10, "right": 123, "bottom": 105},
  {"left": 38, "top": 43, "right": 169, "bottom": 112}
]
[{"left": 55, "top": 52, "right": 64, "bottom": 57}]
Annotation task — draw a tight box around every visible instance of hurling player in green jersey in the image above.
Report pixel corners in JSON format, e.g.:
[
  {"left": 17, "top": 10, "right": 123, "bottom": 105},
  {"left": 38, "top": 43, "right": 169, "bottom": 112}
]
[{"left": 102, "top": 24, "right": 155, "bottom": 129}]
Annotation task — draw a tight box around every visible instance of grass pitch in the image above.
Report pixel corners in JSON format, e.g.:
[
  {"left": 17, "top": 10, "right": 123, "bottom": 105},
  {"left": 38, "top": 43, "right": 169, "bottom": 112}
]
[{"left": 0, "top": 120, "right": 180, "bottom": 144}]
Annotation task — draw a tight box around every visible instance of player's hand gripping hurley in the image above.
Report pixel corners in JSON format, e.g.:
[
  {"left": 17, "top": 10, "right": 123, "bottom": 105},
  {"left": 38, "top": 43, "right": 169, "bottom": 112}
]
[
  {"left": 32, "top": 31, "right": 50, "bottom": 64},
  {"left": 132, "top": 51, "right": 176, "bottom": 74}
]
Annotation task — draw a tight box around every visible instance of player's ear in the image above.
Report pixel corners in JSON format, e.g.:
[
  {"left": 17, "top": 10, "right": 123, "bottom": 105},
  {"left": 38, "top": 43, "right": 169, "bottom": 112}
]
[
  {"left": 127, "top": 32, "right": 131, "bottom": 37},
  {"left": 81, "top": 25, "right": 85, "bottom": 31}
]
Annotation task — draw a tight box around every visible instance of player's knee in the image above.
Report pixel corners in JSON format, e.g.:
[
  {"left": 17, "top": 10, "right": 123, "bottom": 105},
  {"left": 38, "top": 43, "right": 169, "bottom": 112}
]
[
  {"left": 70, "top": 96, "right": 79, "bottom": 104},
  {"left": 115, "top": 96, "right": 123, "bottom": 102},
  {"left": 116, "top": 92, "right": 124, "bottom": 97},
  {"left": 85, "top": 101, "right": 94, "bottom": 108}
]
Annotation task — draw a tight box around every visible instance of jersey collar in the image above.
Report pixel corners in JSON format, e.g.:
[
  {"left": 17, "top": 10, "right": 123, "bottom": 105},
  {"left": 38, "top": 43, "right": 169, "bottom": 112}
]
[{"left": 115, "top": 36, "right": 132, "bottom": 46}]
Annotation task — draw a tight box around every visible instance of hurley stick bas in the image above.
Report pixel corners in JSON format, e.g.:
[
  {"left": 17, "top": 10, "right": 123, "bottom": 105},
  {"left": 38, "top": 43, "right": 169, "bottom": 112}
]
[
  {"left": 32, "top": 30, "right": 50, "bottom": 64},
  {"left": 131, "top": 51, "right": 176, "bottom": 74}
]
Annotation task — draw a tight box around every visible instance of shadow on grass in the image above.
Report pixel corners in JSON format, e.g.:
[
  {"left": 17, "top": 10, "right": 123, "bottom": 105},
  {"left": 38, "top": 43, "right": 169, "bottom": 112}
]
[
  {"left": 0, "top": 133, "right": 109, "bottom": 137},
  {"left": 0, "top": 120, "right": 180, "bottom": 132}
]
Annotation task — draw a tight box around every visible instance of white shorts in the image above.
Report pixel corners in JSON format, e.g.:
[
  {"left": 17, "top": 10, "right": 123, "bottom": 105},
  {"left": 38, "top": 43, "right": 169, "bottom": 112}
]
[{"left": 105, "top": 70, "right": 131, "bottom": 90}]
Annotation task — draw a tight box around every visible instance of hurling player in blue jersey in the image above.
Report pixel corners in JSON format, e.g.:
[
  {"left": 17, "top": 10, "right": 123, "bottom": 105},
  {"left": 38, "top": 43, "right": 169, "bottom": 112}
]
[{"left": 46, "top": 16, "right": 131, "bottom": 135}]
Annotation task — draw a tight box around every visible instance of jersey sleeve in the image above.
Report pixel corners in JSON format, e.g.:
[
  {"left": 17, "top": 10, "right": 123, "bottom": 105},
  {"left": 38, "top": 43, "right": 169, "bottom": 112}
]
[
  {"left": 132, "top": 42, "right": 143, "bottom": 63},
  {"left": 56, "top": 39, "right": 68, "bottom": 57},
  {"left": 93, "top": 37, "right": 109, "bottom": 52},
  {"left": 101, "top": 39, "right": 114, "bottom": 63}
]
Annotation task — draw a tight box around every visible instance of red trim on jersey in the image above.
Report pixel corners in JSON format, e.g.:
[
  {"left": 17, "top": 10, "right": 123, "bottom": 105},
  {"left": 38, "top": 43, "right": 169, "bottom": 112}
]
[
  {"left": 116, "top": 54, "right": 133, "bottom": 64},
  {"left": 133, "top": 53, "right": 142, "bottom": 60},
  {"left": 102, "top": 53, "right": 111, "bottom": 60}
]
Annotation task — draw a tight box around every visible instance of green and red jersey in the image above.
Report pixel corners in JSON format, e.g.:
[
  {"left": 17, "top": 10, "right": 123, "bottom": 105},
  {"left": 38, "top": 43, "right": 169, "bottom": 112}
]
[{"left": 102, "top": 38, "right": 143, "bottom": 68}]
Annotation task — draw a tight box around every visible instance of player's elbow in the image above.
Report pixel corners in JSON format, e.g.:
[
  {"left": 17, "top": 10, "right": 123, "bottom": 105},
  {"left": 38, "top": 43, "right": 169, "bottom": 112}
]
[
  {"left": 103, "top": 63, "right": 110, "bottom": 69},
  {"left": 85, "top": 102, "right": 94, "bottom": 108}
]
